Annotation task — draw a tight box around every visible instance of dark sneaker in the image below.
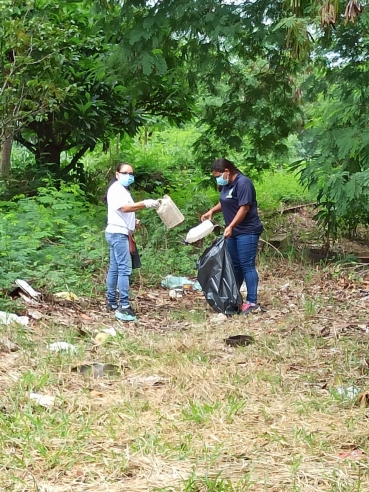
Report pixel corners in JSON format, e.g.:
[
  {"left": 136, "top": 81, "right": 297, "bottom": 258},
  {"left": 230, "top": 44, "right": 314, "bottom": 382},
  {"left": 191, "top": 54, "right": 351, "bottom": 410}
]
[
  {"left": 240, "top": 302, "right": 260, "bottom": 315},
  {"left": 105, "top": 303, "right": 118, "bottom": 311},
  {"left": 115, "top": 306, "right": 137, "bottom": 322}
]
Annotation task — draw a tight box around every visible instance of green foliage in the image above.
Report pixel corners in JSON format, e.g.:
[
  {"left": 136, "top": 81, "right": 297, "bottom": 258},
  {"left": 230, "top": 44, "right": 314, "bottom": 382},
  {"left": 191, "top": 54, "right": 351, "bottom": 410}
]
[
  {"left": 295, "top": 10, "right": 369, "bottom": 241},
  {"left": 0, "top": 121, "right": 317, "bottom": 301},
  {"left": 0, "top": 182, "right": 106, "bottom": 296},
  {"left": 257, "top": 169, "right": 314, "bottom": 211},
  {"left": 1, "top": 0, "right": 196, "bottom": 177}
]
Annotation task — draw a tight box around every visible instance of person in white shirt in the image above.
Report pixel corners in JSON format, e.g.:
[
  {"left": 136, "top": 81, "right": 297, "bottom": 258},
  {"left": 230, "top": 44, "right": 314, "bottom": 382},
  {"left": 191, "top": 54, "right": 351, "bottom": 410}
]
[{"left": 105, "top": 162, "right": 159, "bottom": 321}]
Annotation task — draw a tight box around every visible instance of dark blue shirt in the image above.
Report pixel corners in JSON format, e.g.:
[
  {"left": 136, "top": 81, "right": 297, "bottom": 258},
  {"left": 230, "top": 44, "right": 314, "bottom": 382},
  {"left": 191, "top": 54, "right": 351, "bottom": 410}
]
[{"left": 220, "top": 174, "right": 263, "bottom": 236}]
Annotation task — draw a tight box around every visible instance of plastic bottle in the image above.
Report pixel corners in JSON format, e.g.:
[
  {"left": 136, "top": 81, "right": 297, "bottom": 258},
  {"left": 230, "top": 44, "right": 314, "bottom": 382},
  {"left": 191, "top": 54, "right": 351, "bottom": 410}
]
[
  {"left": 185, "top": 220, "right": 214, "bottom": 244},
  {"left": 156, "top": 195, "right": 185, "bottom": 229}
]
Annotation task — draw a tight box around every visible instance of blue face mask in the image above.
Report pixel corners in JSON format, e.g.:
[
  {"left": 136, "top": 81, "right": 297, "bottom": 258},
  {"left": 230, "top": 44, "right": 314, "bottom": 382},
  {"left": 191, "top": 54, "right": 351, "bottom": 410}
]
[
  {"left": 216, "top": 173, "right": 229, "bottom": 186},
  {"left": 118, "top": 174, "right": 135, "bottom": 187}
]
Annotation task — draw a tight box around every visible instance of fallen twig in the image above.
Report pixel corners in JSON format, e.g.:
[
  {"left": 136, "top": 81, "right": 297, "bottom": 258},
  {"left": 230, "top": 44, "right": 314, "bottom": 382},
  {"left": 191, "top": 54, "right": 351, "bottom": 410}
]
[{"left": 260, "top": 238, "right": 284, "bottom": 257}]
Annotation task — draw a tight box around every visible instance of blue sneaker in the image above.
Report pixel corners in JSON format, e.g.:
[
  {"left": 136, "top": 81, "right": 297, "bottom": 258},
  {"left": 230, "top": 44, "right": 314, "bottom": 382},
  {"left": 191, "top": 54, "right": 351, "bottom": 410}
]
[{"left": 115, "top": 306, "right": 137, "bottom": 322}]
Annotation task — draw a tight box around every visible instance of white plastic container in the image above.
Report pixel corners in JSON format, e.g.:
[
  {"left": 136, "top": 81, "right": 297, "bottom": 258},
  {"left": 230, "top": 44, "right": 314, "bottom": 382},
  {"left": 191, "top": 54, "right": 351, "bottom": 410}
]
[
  {"left": 156, "top": 195, "right": 185, "bottom": 229},
  {"left": 185, "top": 220, "right": 214, "bottom": 244}
]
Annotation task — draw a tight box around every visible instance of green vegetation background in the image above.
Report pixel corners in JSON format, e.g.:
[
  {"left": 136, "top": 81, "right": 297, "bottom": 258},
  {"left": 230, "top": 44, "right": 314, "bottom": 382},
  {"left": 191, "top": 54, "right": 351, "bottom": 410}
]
[{"left": 0, "top": 126, "right": 313, "bottom": 308}]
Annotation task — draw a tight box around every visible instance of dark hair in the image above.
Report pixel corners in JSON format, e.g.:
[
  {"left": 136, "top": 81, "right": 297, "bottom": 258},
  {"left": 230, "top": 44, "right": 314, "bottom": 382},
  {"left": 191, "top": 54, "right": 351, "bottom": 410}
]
[
  {"left": 211, "top": 158, "right": 240, "bottom": 174},
  {"left": 103, "top": 162, "right": 132, "bottom": 203}
]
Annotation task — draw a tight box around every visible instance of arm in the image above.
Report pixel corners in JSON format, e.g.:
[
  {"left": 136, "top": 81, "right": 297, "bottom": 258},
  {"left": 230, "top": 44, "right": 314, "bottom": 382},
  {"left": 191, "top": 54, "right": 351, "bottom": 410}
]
[
  {"left": 120, "top": 199, "right": 159, "bottom": 212},
  {"left": 119, "top": 201, "right": 146, "bottom": 213},
  {"left": 224, "top": 204, "right": 250, "bottom": 238},
  {"left": 201, "top": 202, "right": 222, "bottom": 221}
]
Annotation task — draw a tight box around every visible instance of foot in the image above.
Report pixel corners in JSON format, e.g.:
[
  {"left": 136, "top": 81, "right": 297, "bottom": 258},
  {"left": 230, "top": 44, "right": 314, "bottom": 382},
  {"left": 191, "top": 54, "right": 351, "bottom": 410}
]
[
  {"left": 115, "top": 306, "right": 137, "bottom": 322},
  {"left": 105, "top": 303, "right": 118, "bottom": 311},
  {"left": 240, "top": 302, "right": 260, "bottom": 315}
]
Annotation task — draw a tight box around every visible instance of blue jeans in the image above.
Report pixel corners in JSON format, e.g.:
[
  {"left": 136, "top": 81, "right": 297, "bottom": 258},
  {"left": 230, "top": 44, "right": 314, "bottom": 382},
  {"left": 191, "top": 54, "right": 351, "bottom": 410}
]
[
  {"left": 227, "top": 234, "right": 260, "bottom": 304},
  {"left": 105, "top": 233, "right": 132, "bottom": 308}
]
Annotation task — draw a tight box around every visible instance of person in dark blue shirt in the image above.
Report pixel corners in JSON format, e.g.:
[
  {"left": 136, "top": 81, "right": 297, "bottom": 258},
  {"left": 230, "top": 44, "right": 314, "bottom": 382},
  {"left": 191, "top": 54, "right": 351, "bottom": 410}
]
[{"left": 201, "top": 158, "right": 263, "bottom": 314}]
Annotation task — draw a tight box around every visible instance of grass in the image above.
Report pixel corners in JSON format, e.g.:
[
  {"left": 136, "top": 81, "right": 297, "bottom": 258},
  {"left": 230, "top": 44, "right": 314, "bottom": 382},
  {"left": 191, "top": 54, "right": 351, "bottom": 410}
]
[
  {"left": 1, "top": 257, "right": 369, "bottom": 491},
  {"left": 256, "top": 169, "right": 314, "bottom": 213}
]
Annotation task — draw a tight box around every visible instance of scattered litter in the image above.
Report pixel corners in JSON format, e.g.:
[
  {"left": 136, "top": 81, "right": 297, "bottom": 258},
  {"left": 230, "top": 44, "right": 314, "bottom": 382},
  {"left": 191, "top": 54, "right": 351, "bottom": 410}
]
[
  {"left": 47, "top": 342, "right": 77, "bottom": 353},
  {"left": 54, "top": 291, "right": 79, "bottom": 301},
  {"left": 102, "top": 327, "right": 117, "bottom": 336},
  {"left": 335, "top": 386, "right": 361, "bottom": 399},
  {"left": 338, "top": 448, "right": 366, "bottom": 460},
  {"left": 225, "top": 334, "right": 255, "bottom": 347},
  {"left": 127, "top": 375, "right": 166, "bottom": 387},
  {"left": 280, "top": 282, "right": 290, "bottom": 292},
  {"left": 72, "top": 363, "right": 120, "bottom": 378},
  {"left": 28, "top": 309, "right": 43, "bottom": 320},
  {"left": 0, "top": 311, "right": 29, "bottom": 326},
  {"left": 161, "top": 275, "right": 202, "bottom": 291},
  {"left": 169, "top": 289, "right": 183, "bottom": 299},
  {"left": 209, "top": 313, "right": 228, "bottom": 323},
  {"left": 17, "top": 291, "right": 41, "bottom": 305},
  {"left": 15, "top": 279, "right": 41, "bottom": 300},
  {"left": 94, "top": 332, "right": 111, "bottom": 345},
  {"left": 29, "top": 392, "right": 55, "bottom": 408}
]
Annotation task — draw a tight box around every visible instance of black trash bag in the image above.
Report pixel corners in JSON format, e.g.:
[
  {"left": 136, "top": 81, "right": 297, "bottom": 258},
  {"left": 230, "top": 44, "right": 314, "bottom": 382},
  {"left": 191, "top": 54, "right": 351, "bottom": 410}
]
[{"left": 196, "top": 237, "right": 242, "bottom": 315}]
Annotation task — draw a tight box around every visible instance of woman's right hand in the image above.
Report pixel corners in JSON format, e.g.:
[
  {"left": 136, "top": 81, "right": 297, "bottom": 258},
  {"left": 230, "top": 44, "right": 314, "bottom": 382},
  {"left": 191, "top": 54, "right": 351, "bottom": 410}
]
[{"left": 201, "top": 210, "right": 212, "bottom": 222}]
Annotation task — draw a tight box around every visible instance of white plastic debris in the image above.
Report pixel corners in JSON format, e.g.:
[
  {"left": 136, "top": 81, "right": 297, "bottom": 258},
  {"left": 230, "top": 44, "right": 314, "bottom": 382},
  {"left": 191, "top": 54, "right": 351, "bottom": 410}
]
[
  {"left": 28, "top": 310, "right": 43, "bottom": 320},
  {"left": 29, "top": 392, "right": 55, "bottom": 408},
  {"left": 15, "top": 279, "right": 41, "bottom": 299},
  {"left": 102, "top": 327, "right": 117, "bottom": 336},
  {"left": 0, "top": 311, "right": 29, "bottom": 326},
  {"left": 209, "top": 313, "right": 228, "bottom": 323},
  {"left": 169, "top": 289, "right": 183, "bottom": 299},
  {"left": 47, "top": 342, "right": 76, "bottom": 353},
  {"left": 336, "top": 386, "right": 361, "bottom": 399}
]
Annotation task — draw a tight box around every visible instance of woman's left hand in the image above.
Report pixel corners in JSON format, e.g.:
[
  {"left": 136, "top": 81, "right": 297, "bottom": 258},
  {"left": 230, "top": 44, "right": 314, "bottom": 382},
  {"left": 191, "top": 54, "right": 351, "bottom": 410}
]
[{"left": 224, "top": 225, "right": 233, "bottom": 238}]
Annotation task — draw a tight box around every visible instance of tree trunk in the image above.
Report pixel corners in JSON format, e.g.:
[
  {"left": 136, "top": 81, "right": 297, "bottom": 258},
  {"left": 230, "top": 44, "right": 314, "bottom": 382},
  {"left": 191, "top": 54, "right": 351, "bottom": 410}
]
[
  {"left": 0, "top": 129, "right": 13, "bottom": 177},
  {"left": 35, "top": 141, "right": 62, "bottom": 175}
]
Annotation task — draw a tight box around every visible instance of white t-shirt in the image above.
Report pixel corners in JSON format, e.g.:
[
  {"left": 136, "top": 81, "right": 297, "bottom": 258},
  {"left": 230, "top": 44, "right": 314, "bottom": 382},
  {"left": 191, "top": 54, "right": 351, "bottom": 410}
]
[{"left": 105, "top": 181, "right": 136, "bottom": 234}]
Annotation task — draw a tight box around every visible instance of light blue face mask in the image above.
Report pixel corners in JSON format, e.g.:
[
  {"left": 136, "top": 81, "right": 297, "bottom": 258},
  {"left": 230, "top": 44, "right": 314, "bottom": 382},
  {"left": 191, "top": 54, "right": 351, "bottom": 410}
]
[
  {"left": 118, "top": 174, "right": 135, "bottom": 187},
  {"left": 215, "top": 173, "right": 229, "bottom": 186}
]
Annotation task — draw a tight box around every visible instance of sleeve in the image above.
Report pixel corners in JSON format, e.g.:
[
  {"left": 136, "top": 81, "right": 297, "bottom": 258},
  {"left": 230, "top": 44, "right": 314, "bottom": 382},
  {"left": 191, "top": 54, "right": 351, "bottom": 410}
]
[{"left": 237, "top": 177, "right": 254, "bottom": 206}]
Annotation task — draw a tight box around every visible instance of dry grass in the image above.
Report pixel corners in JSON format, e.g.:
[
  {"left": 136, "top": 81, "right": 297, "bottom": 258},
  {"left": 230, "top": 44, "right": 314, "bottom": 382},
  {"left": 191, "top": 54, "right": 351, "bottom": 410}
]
[{"left": 1, "top": 258, "right": 369, "bottom": 491}]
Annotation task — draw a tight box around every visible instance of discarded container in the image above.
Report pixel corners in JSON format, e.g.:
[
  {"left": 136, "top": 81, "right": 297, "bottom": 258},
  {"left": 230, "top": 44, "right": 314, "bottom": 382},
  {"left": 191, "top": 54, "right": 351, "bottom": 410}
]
[
  {"left": 185, "top": 220, "right": 214, "bottom": 244},
  {"left": 156, "top": 195, "right": 185, "bottom": 229}
]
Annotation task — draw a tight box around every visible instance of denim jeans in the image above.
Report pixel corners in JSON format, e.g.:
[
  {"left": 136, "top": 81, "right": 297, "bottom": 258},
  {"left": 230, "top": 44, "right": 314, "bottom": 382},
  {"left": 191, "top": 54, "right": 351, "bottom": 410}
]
[
  {"left": 226, "top": 234, "right": 260, "bottom": 304},
  {"left": 105, "top": 232, "right": 132, "bottom": 308}
]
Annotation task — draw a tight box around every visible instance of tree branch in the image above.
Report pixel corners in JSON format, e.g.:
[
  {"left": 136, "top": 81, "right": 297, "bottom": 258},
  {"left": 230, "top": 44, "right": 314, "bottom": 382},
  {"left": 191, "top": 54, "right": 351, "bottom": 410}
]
[
  {"left": 14, "top": 134, "right": 36, "bottom": 153},
  {"left": 62, "top": 144, "right": 90, "bottom": 174}
]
